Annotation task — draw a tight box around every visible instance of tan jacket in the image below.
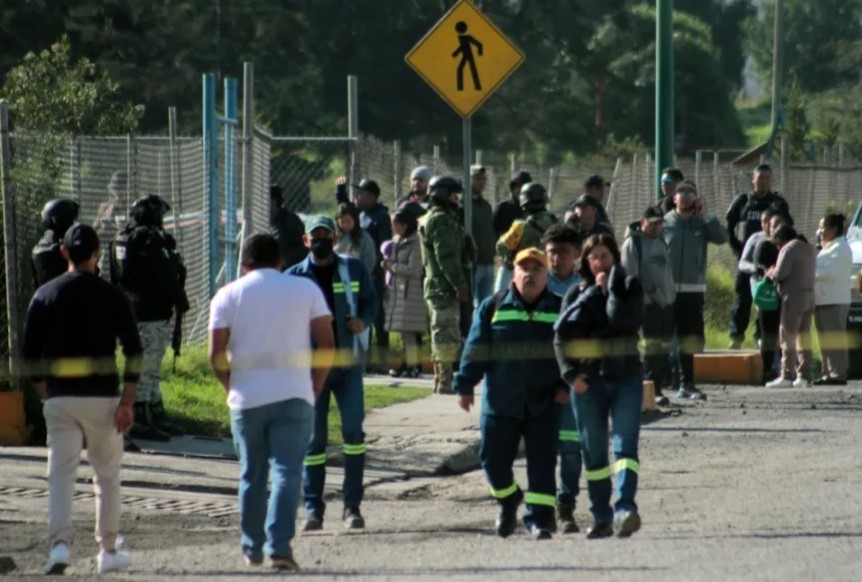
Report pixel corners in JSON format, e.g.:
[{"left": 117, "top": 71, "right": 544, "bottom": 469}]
[{"left": 774, "top": 239, "right": 816, "bottom": 311}]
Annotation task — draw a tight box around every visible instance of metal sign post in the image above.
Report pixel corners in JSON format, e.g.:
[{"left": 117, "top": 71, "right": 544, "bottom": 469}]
[{"left": 462, "top": 117, "right": 472, "bottom": 236}]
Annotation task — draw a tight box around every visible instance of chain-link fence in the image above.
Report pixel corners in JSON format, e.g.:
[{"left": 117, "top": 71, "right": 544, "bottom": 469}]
[{"left": 269, "top": 137, "right": 352, "bottom": 215}]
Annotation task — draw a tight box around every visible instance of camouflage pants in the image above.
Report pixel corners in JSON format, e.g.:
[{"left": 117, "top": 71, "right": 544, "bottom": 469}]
[
  {"left": 426, "top": 298, "right": 462, "bottom": 363},
  {"left": 137, "top": 320, "right": 172, "bottom": 404}
]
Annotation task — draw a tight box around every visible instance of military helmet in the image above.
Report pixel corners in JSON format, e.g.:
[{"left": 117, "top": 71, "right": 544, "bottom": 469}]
[
  {"left": 41, "top": 198, "right": 80, "bottom": 232},
  {"left": 428, "top": 176, "right": 462, "bottom": 203},
  {"left": 130, "top": 195, "right": 171, "bottom": 227},
  {"left": 518, "top": 182, "right": 548, "bottom": 212}
]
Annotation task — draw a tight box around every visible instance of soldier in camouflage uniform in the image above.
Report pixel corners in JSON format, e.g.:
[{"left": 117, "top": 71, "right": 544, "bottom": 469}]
[
  {"left": 496, "top": 183, "right": 559, "bottom": 279},
  {"left": 419, "top": 176, "right": 474, "bottom": 394}
]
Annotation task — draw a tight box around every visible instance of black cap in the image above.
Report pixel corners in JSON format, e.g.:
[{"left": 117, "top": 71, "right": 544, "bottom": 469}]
[
  {"left": 509, "top": 170, "right": 532, "bottom": 187},
  {"left": 62, "top": 223, "right": 100, "bottom": 255},
  {"left": 572, "top": 194, "right": 600, "bottom": 208},
  {"left": 583, "top": 174, "right": 605, "bottom": 189},
  {"left": 353, "top": 179, "right": 381, "bottom": 197},
  {"left": 642, "top": 206, "right": 665, "bottom": 222}
]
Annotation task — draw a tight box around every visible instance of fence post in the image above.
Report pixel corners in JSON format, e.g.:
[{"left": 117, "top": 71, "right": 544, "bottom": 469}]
[
  {"left": 433, "top": 145, "right": 441, "bottom": 174},
  {"left": 224, "top": 77, "right": 239, "bottom": 283},
  {"left": 509, "top": 153, "right": 516, "bottom": 176},
  {"left": 475, "top": 150, "right": 483, "bottom": 166},
  {"left": 168, "top": 106, "right": 185, "bottom": 249},
  {"left": 241, "top": 62, "right": 255, "bottom": 238},
  {"left": 780, "top": 137, "right": 787, "bottom": 194},
  {"left": 393, "top": 140, "right": 402, "bottom": 202},
  {"left": 713, "top": 151, "right": 720, "bottom": 203},
  {"left": 548, "top": 168, "right": 555, "bottom": 200},
  {"left": 203, "top": 73, "right": 219, "bottom": 296},
  {"left": 0, "top": 101, "right": 19, "bottom": 389},
  {"left": 347, "top": 76, "right": 360, "bottom": 184}
]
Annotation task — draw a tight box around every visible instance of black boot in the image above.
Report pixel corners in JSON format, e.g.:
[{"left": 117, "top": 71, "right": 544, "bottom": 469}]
[
  {"left": 149, "top": 400, "right": 184, "bottom": 436},
  {"left": 495, "top": 490, "right": 523, "bottom": 538},
  {"left": 556, "top": 503, "right": 579, "bottom": 534},
  {"left": 128, "top": 403, "right": 171, "bottom": 442}
]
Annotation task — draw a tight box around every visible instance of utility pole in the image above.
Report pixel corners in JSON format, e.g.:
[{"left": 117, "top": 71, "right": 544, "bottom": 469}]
[
  {"left": 655, "top": 0, "right": 674, "bottom": 200},
  {"left": 770, "top": 0, "right": 784, "bottom": 133}
]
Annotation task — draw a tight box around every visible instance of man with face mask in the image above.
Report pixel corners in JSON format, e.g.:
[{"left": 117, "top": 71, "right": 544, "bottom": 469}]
[
  {"left": 663, "top": 182, "right": 728, "bottom": 400},
  {"left": 419, "top": 176, "right": 474, "bottom": 394},
  {"left": 286, "top": 215, "right": 378, "bottom": 533}
]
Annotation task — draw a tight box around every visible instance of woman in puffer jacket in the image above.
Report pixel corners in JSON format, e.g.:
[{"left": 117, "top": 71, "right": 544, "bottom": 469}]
[{"left": 554, "top": 234, "right": 644, "bottom": 540}]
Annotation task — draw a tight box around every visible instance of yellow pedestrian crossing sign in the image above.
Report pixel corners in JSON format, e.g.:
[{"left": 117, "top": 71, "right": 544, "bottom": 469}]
[{"left": 405, "top": 0, "right": 525, "bottom": 118}]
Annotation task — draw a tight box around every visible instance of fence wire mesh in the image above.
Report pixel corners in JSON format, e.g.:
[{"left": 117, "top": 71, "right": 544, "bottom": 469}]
[{"left": 269, "top": 137, "right": 351, "bottom": 215}]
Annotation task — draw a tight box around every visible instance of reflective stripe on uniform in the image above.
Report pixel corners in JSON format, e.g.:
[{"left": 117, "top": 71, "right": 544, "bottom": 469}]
[
  {"left": 585, "top": 466, "right": 612, "bottom": 481},
  {"left": 489, "top": 482, "right": 519, "bottom": 499},
  {"left": 677, "top": 283, "right": 706, "bottom": 293},
  {"left": 558, "top": 430, "right": 580, "bottom": 443},
  {"left": 524, "top": 492, "right": 556, "bottom": 507},
  {"left": 342, "top": 443, "right": 367, "bottom": 456},
  {"left": 614, "top": 458, "right": 640, "bottom": 474},
  {"left": 491, "top": 310, "right": 559, "bottom": 324},
  {"left": 333, "top": 282, "right": 361, "bottom": 294},
  {"left": 303, "top": 453, "right": 327, "bottom": 467}
]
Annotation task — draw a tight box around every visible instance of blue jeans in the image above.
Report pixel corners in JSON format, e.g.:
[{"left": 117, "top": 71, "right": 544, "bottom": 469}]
[
  {"left": 303, "top": 366, "right": 365, "bottom": 516},
  {"left": 474, "top": 264, "right": 495, "bottom": 308},
  {"left": 231, "top": 398, "right": 313, "bottom": 560},
  {"left": 494, "top": 266, "right": 513, "bottom": 293},
  {"left": 572, "top": 375, "right": 642, "bottom": 525},
  {"left": 479, "top": 405, "right": 558, "bottom": 529},
  {"left": 557, "top": 402, "right": 582, "bottom": 507}
]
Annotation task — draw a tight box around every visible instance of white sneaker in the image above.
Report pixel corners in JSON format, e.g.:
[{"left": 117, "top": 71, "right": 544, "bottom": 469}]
[
  {"left": 44, "top": 542, "right": 71, "bottom": 575},
  {"left": 766, "top": 377, "right": 793, "bottom": 389},
  {"left": 98, "top": 550, "right": 132, "bottom": 574},
  {"left": 793, "top": 378, "right": 812, "bottom": 388}
]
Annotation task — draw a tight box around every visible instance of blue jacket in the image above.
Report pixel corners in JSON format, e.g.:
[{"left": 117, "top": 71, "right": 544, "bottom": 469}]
[
  {"left": 454, "top": 287, "right": 566, "bottom": 419},
  {"left": 287, "top": 255, "right": 378, "bottom": 367},
  {"left": 554, "top": 266, "right": 643, "bottom": 383}
]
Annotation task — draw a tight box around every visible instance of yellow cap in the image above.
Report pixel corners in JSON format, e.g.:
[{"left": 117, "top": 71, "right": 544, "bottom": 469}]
[{"left": 513, "top": 247, "right": 549, "bottom": 269}]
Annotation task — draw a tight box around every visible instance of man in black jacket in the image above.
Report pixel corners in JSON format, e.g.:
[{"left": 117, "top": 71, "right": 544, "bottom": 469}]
[
  {"left": 725, "top": 164, "right": 794, "bottom": 349},
  {"left": 493, "top": 170, "right": 532, "bottom": 239},
  {"left": 269, "top": 185, "right": 307, "bottom": 270},
  {"left": 111, "top": 195, "right": 189, "bottom": 441},
  {"left": 32, "top": 199, "right": 80, "bottom": 289}
]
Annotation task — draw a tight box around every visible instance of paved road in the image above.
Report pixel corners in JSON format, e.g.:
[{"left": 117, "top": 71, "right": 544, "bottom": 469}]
[{"left": 2, "top": 384, "right": 862, "bottom": 581}]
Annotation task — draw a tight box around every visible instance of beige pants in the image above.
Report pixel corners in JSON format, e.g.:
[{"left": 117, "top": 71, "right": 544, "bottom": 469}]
[
  {"left": 779, "top": 298, "right": 814, "bottom": 381},
  {"left": 44, "top": 397, "right": 123, "bottom": 552},
  {"left": 814, "top": 304, "right": 850, "bottom": 380}
]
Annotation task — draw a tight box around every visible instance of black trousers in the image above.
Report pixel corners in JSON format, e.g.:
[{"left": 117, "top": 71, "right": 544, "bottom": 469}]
[
  {"left": 758, "top": 308, "right": 781, "bottom": 381},
  {"left": 729, "top": 271, "right": 753, "bottom": 341},
  {"left": 643, "top": 304, "right": 675, "bottom": 394},
  {"left": 673, "top": 293, "right": 705, "bottom": 387},
  {"left": 372, "top": 273, "right": 389, "bottom": 349}
]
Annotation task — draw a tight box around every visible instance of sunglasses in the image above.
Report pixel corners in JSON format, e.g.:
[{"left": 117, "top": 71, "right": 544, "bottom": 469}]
[{"left": 661, "top": 177, "right": 675, "bottom": 185}]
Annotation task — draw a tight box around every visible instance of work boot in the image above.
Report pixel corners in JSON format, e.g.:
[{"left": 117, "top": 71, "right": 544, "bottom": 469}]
[
  {"left": 614, "top": 510, "right": 642, "bottom": 538},
  {"left": 343, "top": 507, "right": 365, "bottom": 530},
  {"left": 149, "top": 400, "right": 184, "bottom": 436},
  {"left": 586, "top": 522, "right": 614, "bottom": 539},
  {"left": 128, "top": 403, "right": 170, "bottom": 442},
  {"left": 525, "top": 522, "right": 553, "bottom": 540},
  {"left": 302, "top": 512, "right": 323, "bottom": 533},
  {"left": 495, "top": 505, "right": 518, "bottom": 538},
  {"left": 556, "top": 503, "right": 579, "bottom": 534}
]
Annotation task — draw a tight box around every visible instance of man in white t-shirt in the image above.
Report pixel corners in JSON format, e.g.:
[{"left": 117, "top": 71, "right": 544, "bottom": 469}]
[{"left": 209, "top": 234, "right": 334, "bottom": 572}]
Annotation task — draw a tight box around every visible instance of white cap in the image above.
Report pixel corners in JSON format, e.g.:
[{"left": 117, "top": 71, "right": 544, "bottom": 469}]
[{"left": 410, "top": 166, "right": 432, "bottom": 182}]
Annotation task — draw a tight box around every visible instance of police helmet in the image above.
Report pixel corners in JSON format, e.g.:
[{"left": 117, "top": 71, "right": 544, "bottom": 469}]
[
  {"left": 428, "top": 176, "right": 462, "bottom": 203},
  {"left": 130, "top": 195, "right": 171, "bottom": 227},
  {"left": 518, "top": 182, "right": 548, "bottom": 212},
  {"left": 41, "top": 198, "right": 80, "bottom": 232}
]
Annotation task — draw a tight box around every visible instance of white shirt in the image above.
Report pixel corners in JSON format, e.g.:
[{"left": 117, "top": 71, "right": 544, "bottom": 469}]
[
  {"left": 814, "top": 238, "right": 852, "bottom": 306},
  {"left": 209, "top": 269, "right": 331, "bottom": 410}
]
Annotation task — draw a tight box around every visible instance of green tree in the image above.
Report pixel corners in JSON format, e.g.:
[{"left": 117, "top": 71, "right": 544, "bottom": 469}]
[{"left": 744, "top": 0, "right": 862, "bottom": 94}]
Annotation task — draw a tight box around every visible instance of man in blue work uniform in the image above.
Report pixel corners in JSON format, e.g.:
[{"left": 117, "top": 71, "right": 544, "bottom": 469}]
[
  {"left": 287, "top": 216, "right": 378, "bottom": 532},
  {"left": 454, "top": 248, "right": 566, "bottom": 541}
]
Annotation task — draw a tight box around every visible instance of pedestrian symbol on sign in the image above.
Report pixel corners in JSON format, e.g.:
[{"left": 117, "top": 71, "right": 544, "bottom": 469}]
[{"left": 452, "top": 21, "right": 483, "bottom": 91}]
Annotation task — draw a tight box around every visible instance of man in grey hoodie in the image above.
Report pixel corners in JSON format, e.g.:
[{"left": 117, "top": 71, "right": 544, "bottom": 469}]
[
  {"left": 663, "top": 182, "right": 728, "bottom": 400},
  {"left": 621, "top": 205, "right": 676, "bottom": 405}
]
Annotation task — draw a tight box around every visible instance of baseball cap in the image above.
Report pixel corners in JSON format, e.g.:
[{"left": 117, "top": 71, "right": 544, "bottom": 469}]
[
  {"left": 305, "top": 215, "right": 336, "bottom": 234},
  {"left": 470, "top": 164, "right": 486, "bottom": 177},
  {"left": 572, "top": 194, "right": 600, "bottom": 208},
  {"left": 410, "top": 166, "right": 432, "bottom": 182},
  {"left": 675, "top": 181, "right": 698, "bottom": 196},
  {"left": 514, "top": 247, "right": 549, "bottom": 269},
  {"left": 509, "top": 170, "right": 532, "bottom": 187},
  {"left": 62, "top": 223, "right": 100, "bottom": 255},
  {"left": 642, "top": 206, "right": 665, "bottom": 223},
  {"left": 352, "top": 179, "right": 381, "bottom": 197},
  {"left": 583, "top": 174, "right": 605, "bottom": 189}
]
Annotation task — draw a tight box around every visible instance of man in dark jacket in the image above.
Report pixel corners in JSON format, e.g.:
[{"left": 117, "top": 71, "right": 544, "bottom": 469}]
[
  {"left": 465, "top": 165, "right": 497, "bottom": 307},
  {"left": 493, "top": 170, "right": 532, "bottom": 238},
  {"left": 566, "top": 195, "right": 615, "bottom": 240},
  {"left": 455, "top": 248, "right": 565, "bottom": 541},
  {"left": 32, "top": 199, "right": 80, "bottom": 290},
  {"left": 111, "top": 195, "right": 190, "bottom": 441},
  {"left": 725, "top": 164, "right": 794, "bottom": 349},
  {"left": 658, "top": 168, "right": 685, "bottom": 214},
  {"left": 269, "top": 185, "right": 306, "bottom": 270},
  {"left": 336, "top": 177, "right": 392, "bottom": 367}
]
